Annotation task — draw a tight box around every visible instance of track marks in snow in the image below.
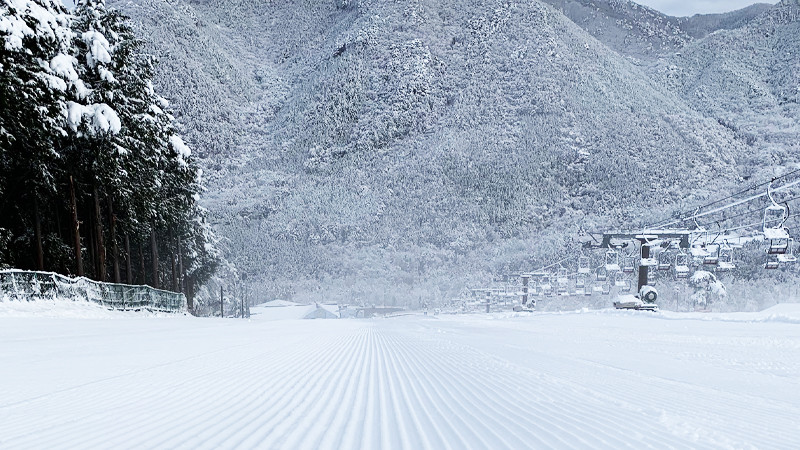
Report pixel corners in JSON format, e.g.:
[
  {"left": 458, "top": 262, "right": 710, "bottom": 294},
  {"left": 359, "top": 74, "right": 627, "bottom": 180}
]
[{"left": 2, "top": 316, "right": 799, "bottom": 449}]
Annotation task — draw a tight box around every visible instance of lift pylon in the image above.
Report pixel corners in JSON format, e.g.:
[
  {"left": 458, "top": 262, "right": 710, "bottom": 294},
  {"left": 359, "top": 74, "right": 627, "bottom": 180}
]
[{"left": 583, "top": 230, "right": 692, "bottom": 309}]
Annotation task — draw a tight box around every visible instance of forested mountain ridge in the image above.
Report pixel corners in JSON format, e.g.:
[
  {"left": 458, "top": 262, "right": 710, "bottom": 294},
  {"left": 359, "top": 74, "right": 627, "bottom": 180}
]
[
  {"left": 538, "top": 0, "right": 773, "bottom": 59},
  {"left": 107, "top": 0, "right": 796, "bottom": 304}
]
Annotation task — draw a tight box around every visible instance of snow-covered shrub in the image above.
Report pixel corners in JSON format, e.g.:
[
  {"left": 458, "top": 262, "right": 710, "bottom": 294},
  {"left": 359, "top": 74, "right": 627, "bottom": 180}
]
[{"left": 690, "top": 270, "right": 727, "bottom": 309}]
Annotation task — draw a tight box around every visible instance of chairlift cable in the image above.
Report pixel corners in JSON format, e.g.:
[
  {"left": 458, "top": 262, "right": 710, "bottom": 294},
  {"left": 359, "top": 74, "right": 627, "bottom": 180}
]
[
  {"left": 655, "top": 176, "right": 800, "bottom": 229},
  {"left": 722, "top": 211, "right": 800, "bottom": 234},
  {"left": 648, "top": 167, "right": 800, "bottom": 229},
  {"left": 712, "top": 193, "right": 800, "bottom": 224},
  {"left": 534, "top": 256, "right": 572, "bottom": 273}
]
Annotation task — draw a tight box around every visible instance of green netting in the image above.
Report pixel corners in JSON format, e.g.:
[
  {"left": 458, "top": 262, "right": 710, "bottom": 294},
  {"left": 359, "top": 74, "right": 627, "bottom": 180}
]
[{"left": 0, "top": 270, "right": 186, "bottom": 313}]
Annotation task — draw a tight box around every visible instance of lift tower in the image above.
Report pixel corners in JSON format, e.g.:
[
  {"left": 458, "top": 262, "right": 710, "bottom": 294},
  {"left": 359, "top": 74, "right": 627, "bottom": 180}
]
[{"left": 583, "top": 230, "right": 691, "bottom": 308}]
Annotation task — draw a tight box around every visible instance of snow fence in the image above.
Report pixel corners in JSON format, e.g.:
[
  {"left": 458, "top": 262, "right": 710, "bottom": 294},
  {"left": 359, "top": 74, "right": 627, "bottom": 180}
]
[{"left": 0, "top": 270, "right": 186, "bottom": 313}]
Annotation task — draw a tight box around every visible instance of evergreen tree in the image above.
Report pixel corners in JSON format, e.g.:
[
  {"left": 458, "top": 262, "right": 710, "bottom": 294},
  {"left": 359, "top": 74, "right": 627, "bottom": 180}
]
[
  {"left": 0, "top": 0, "right": 82, "bottom": 269},
  {"left": 0, "top": 0, "right": 218, "bottom": 299}
]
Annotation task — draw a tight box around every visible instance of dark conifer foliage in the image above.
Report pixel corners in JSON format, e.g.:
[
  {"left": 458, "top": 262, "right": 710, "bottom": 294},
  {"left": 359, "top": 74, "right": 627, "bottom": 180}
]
[{"left": 0, "top": 0, "right": 218, "bottom": 302}]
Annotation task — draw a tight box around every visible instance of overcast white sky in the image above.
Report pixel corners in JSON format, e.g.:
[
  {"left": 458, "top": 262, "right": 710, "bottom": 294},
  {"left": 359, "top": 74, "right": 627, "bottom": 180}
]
[{"left": 635, "top": 0, "right": 774, "bottom": 16}]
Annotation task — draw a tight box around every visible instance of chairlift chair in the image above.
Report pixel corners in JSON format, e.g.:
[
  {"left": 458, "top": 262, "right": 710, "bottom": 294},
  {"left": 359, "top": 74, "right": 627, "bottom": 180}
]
[
  {"left": 767, "top": 236, "right": 790, "bottom": 255},
  {"left": 717, "top": 244, "right": 735, "bottom": 271},
  {"left": 601, "top": 283, "right": 611, "bottom": 295},
  {"left": 778, "top": 238, "right": 797, "bottom": 263},
  {"left": 595, "top": 266, "right": 608, "bottom": 282},
  {"left": 576, "top": 274, "right": 586, "bottom": 288},
  {"left": 605, "top": 250, "right": 620, "bottom": 272},
  {"left": 675, "top": 252, "right": 690, "bottom": 279},
  {"left": 765, "top": 253, "right": 780, "bottom": 270},
  {"left": 620, "top": 279, "right": 632, "bottom": 292},
  {"left": 763, "top": 181, "right": 791, "bottom": 255},
  {"left": 578, "top": 256, "right": 591, "bottom": 274},
  {"left": 703, "top": 244, "right": 720, "bottom": 266},
  {"left": 614, "top": 271, "right": 627, "bottom": 287},
  {"left": 584, "top": 285, "right": 593, "bottom": 296},
  {"left": 657, "top": 251, "right": 671, "bottom": 271},
  {"left": 557, "top": 268, "right": 569, "bottom": 284},
  {"left": 763, "top": 205, "right": 788, "bottom": 231},
  {"left": 622, "top": 256, "right": 635, "bottom": 274}
]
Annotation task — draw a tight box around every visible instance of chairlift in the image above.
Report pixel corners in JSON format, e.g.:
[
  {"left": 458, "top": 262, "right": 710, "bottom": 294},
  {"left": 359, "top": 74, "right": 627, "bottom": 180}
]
[
  {"left": 657, "top": 251, "right": 672, "bottom": 271},
  {"left": 703, "top": 244, "right": 719, "bottom": 266},
  {"left": 764, "top": 253, "right": 780, "bottom": 270},
  {"left": 576, "top": 273, "right": 586, "bottom": 288},
  {"left": 601, "top": 283, "right": 611, "bottom": 295},
  {"left": 605, "top": 250, "right": 620, "bottom": 272},
  {"left": 620, "top": 278, "right": 632, "bottom": 293},
  {"left": 717, "top": 243, "right": 735, "bottom": 271},
  {"left": 578, "top": 256, "right": 591, "bottom": 274},
  {"left": 622, "top": 255, "right": 635, "bottom": 274},
  {"left": 584, "top": 285, "right": 593, "bottom": 296},
  {"left": 763, "top": 204, "right": 788, "bottom": 232},
  {"left": 763, "top": 181, "right": 791, "bottom": 254},
  {"left": 767, "top": 236, "right": 790, "bottom": 255},
  {"left": 595, "top": 266, "right": 608, "bottom": 282},
  {"left": 540, "top": 275, "right": 553, "bottom": 296},
  {"left": 557, "top": 268, "right": 569, "bottom": 284},
  {"left": 778, "top": 238, "right": 797, "bottom": 263},
  {"left": 675, "top": 251, "right": 690, "bottom": 279},
  {"left": 614, "top": 271, "right": 627, "bottom": 287}
]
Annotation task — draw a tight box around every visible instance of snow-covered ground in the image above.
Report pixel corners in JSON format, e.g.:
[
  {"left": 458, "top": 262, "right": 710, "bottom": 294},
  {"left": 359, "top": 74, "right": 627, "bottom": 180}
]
[{"left": 1, "top": 301, "right": 799, "bottom": 448}]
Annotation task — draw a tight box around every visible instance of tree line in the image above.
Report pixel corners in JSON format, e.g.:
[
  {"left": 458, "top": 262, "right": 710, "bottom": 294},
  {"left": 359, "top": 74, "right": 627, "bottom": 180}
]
[{"left": 0, "top": 0, "right": 218, "bottom": 309}]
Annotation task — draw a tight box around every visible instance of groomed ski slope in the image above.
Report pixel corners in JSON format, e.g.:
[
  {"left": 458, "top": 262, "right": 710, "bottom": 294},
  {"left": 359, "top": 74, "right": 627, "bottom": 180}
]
[{"left": 1, "top": 303, "right": 799, "bottom": 448}]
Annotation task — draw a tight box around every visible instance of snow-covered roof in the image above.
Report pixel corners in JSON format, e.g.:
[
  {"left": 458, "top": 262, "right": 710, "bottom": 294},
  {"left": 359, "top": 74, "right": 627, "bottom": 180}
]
[
  {"left": 257, "top": 299, "right": 304, "bottom": 307},
  {"left": 249, "top": 302, "right": 340, "bottom": 321}
]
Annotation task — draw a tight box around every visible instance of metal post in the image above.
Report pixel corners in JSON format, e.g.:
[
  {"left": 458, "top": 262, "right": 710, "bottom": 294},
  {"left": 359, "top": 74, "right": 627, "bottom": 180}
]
[
  {"left": 521, "top": 274, "right": 530, "bottom": 307},
  {"left": 220, "top": 286, "right": 224, "bottom": 318},
  {"left": 638, "top": 242, "right": 650, "bottom": 295}
]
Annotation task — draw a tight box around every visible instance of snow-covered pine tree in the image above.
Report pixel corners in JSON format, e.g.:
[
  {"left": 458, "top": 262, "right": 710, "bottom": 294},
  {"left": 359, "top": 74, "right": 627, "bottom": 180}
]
[
  {"left": 1, "top": 0, "right": 218, "bottom": 299},
  {"left": 68, "top": 0, "right": 218, "bottom": 295},
  {"left": 0, "top": 0, "right": 82, "bottom": 270},
  {"left": 67, "top": 0, "right": 128, "bottom": 281}
]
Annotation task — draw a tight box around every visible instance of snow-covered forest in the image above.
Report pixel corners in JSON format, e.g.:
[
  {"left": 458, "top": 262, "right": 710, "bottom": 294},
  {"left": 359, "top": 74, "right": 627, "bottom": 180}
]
[
  {"left": 93, "top": 0, "right": 799, "bottom": 309},
  {"left": 0, "top": 0, "right": 218, "bottom": 308},
  {"left": 3, "top": 0, "right": 800, "bottom": 310},
  {"left": 4, "top": 2, "right": 800, "bottom": 448}
]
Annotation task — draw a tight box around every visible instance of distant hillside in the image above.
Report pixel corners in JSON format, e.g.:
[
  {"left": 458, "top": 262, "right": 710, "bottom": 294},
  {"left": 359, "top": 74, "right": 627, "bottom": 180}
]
[
  {"left": 539, "top": 0, "right": 773, "bottom": 59},
  {"left": 108, "top": 0, "right": 791, "bottom": 304},
  {"left": 653, "top": 0, "right": 800, "bottom": 178}
]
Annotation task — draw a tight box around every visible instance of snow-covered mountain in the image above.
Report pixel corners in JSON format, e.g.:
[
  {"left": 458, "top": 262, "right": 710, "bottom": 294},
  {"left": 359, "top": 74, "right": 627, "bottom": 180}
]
[
  {"left": 538, "top": 0, "right": 773, "bottom": 59},
  {"left": 108, "top": 0, "right": 797, "bottom": 303}
]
